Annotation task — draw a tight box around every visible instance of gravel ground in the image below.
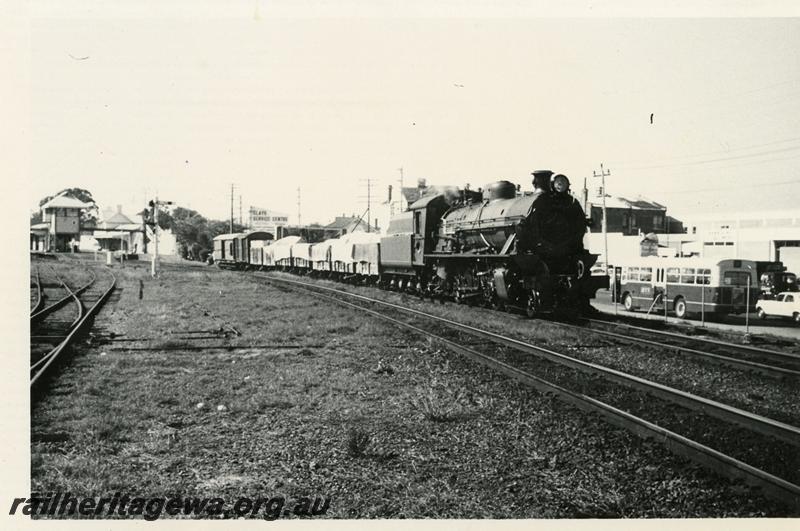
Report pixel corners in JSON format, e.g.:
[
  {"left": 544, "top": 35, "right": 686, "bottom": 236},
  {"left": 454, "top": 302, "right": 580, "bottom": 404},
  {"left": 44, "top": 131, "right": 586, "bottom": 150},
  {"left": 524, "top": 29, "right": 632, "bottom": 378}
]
[
  {"left": 281, "top": 283, "right": 800, "bottom": 488},
  {"left": 288, "top": 274, "right": 800, "bottom": 426},
  {"left": 30, "top": 263, "right": 795, "bottom": 517}
]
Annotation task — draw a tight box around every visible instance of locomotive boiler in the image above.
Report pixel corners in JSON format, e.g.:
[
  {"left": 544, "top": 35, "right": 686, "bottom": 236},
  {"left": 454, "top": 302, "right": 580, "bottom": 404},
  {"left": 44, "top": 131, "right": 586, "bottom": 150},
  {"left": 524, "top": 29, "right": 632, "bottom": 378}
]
[{"left": 390, "top": 170, "right": 607, "bottom": 315}]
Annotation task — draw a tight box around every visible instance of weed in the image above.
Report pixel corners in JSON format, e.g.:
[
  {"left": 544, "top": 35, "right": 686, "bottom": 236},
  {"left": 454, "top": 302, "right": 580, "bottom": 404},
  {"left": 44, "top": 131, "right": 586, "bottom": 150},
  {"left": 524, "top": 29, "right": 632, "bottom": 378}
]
[
  {"left": 373, "top": 359, "right": 395, "bottom": 375},
  {"left": 346, "top": 427, "right": 371, "bottom": 457},
  {"left": 410, "top": 385, "right": 467, "bottom": 422}
]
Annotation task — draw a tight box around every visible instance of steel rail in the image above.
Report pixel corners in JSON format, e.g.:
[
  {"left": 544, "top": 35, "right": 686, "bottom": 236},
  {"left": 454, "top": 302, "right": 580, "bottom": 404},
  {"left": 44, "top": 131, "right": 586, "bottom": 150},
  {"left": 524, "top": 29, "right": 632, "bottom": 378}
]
[
  {"left": 584, "top": 317, "right": 800, "bottom": 365},
  {"left": 30, "top": 270, "right": 86, "bottom": 374},
  {"left": 30, "top": 268, "right": 116, "bottom": 388},
  {"left": 258, "top": 274, "right": 800, "bottom": 447},
  {"left": 30, "top": 267, "right": 96, "bottom": 322},
  {"left": 551, "top": 319, "right": 800, "bottom": 379},
  {"left": 258, "top": 274, "right": 800, "bottom": 509},
  {"left": 30, "top": 267, "right": 43, "bottom": 316}
]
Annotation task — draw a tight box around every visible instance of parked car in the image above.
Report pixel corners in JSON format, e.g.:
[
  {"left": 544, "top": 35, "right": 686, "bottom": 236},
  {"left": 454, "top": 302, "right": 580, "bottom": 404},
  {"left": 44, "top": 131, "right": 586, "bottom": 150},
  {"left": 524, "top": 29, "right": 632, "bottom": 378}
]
[{"left": 756, "top": 292, "right": 800, "bottom": 324}]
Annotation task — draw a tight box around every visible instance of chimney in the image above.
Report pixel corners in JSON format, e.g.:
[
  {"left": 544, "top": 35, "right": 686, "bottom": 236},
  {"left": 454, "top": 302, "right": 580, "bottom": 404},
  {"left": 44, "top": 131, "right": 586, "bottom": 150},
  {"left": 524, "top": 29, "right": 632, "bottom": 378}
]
[{"left": 387, "top": 185, "right": 392, "bottom": 202}]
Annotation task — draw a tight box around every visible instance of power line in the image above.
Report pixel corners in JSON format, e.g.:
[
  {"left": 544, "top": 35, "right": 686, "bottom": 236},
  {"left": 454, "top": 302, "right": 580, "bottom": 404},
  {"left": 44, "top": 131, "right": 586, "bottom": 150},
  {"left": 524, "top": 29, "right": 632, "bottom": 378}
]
[
  {"left": 615, "top": 144, "right": 800, "bottom": 172},
  {"left": 648, "top": 178, "right": 800, "bottom": 195},
  {"left": 611, "top": 135, "right": 800, "bottom": 169}
]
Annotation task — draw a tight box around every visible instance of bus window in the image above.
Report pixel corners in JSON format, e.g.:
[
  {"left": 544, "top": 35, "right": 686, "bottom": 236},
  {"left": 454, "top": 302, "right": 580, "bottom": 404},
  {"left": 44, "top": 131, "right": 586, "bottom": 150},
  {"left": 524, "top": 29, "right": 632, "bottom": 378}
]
[
  {"left": 640, "top": 268, "right": 653, "bottom": 282},
  {"left": 680, "top": 268, "right": 696, "bottom": 284},
  {"left": 723, "top": 271, "right": 751, "bottom": 286},
  {"left": 666, "top": 267, "right": 680, "bottom": 283},
  {"left": 629, "top": 267, "right": 639, "bottom": 281},
  {"left": 697, "top": 268, "right": 711, "bottom": 285}
]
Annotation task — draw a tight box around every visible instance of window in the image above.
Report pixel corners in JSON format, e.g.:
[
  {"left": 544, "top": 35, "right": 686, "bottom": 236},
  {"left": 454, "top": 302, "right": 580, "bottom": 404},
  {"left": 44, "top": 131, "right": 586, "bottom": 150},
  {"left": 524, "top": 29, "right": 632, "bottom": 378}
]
[
  {"left": 786, "top": 295, "right": 795, "bottom": 303},
  {"left": 680, "top": 268, "right": 696, "bottom": 284},
  {"left": 666, "top": 267, "right": 680, "bottom": 283},
  {"left": 723, "top": 271, "right": 751, "bottom": 286},
  {"left": 640, "top": 268, "right": 653, "bottom": 282},
  {"left": 628, "top": 267, "right": 639, "bottom": 281},
  {"left": 697, "top": 268, "right": 711, "bottom": 285}
]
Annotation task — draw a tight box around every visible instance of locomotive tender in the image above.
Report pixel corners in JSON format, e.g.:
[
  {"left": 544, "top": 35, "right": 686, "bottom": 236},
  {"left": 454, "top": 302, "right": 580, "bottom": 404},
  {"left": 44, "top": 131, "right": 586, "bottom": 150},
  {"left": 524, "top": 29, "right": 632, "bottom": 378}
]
[{"left": 220, "top": 170, "right": 608, "bottom": 317}]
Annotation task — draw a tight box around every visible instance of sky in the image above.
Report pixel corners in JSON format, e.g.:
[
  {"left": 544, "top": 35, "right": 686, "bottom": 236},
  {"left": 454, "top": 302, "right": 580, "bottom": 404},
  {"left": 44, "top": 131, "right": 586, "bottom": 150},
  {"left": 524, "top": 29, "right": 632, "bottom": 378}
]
[{"left": 23, "top": 3, "right": 800, "bottom": 226}]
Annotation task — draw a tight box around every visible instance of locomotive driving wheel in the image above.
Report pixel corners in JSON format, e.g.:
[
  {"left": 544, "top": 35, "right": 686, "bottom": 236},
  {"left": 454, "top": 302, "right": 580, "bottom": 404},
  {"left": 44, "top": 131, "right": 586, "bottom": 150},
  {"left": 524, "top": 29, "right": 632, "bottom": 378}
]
[{"left": 526, "top": 290, "right": 541, "bottom": 318}]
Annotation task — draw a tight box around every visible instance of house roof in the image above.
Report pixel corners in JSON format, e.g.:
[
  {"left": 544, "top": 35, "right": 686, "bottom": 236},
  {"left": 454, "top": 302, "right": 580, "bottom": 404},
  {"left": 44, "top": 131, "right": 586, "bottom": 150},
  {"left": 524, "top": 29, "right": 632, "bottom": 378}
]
[
  {"left": 41, "top": 195, "right": 93, "bottom": 210},
  {"left": 103, "top": 211, "right": 134, "bottom": 225},
  {"left": 325, "top": 216, "right": 361, "bottom": 230},
  {"left": 324, "top": 216, "right": 377, "bottom": 232}
]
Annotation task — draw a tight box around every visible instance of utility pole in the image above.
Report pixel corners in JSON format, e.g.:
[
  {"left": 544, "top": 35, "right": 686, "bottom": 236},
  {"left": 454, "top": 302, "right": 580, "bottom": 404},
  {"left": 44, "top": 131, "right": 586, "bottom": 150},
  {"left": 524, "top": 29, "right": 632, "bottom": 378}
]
[
  {"left": 593, "top": 163, "right": 611, "bottom": 277},
  {"left": 229, "top": 183, "right": 235, "bottom": 233},
  {"left": 152, "top": 198, "right": 159, "bottom": 278},
  {"left": 297, "top": 187, "right": 302, "bottom": 226},
  {"left": 357, "top": 178, "right": 373, "bottom": 232},
  {"left": 239, "top": 195, "right": 243, "bottom": 229}
]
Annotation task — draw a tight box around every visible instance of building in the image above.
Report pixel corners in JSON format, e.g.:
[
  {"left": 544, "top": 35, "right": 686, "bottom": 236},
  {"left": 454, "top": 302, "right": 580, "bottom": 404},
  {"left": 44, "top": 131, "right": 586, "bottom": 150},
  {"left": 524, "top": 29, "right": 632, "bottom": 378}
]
[
  {"left": 585, "top": 194, "right": 672, "bottom": 235},
  {"left": 249, "top": 207, "right": 289, "bottom": 237},
  {"left": 81, "top": 205, "right": 146, "bottom": 254},
  {"left": 30, "top": 194, "right": 93, "bottom": 252},
  {"left": 324, "top": 215, "right": 379, "bottom": 238},
  {"left": 680, "top": 209, "right": 800, "bottom": 274}
]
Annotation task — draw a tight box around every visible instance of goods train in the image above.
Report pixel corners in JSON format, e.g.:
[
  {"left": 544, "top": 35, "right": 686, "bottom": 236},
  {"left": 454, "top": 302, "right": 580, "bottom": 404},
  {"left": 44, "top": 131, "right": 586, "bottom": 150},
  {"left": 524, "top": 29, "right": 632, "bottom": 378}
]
[{"left": 213, "top": 170, "right": 609, "bottom": 316}]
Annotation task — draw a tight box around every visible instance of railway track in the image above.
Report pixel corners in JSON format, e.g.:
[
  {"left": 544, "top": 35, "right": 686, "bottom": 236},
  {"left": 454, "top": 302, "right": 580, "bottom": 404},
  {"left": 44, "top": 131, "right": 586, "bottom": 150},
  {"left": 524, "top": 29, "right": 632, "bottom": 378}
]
[
  {"left": 253, "top": 272, "right": 800, "bottom": 510},
  {"left": 554, "top": 317, "right": 800, "bottom": 380},
  {"left": 30, "top": 267, "right": 43, "bottom": 316},
  {"left": 30, "top": 265, "right": 116, "bottom": 389}
]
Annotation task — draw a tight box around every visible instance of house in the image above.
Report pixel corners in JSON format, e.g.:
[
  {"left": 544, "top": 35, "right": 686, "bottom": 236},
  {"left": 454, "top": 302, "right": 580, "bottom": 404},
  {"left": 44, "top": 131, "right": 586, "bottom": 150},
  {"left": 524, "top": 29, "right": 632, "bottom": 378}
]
[
  {"left": 82, "top": 205, "right": 146, "bottom": 254},
  {"left": 324, "top": 215, "right": 379, "bottom": 238},
  {"left": 586, "top": 195, "right": 672, "bottom": 235}
]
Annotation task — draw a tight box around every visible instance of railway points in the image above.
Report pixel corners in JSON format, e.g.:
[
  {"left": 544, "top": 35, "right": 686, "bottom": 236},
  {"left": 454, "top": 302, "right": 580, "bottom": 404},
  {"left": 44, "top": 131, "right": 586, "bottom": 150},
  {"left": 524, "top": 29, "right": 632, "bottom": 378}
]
[{"left": 28, "top": 257, "right": 799, "bottom": 517}]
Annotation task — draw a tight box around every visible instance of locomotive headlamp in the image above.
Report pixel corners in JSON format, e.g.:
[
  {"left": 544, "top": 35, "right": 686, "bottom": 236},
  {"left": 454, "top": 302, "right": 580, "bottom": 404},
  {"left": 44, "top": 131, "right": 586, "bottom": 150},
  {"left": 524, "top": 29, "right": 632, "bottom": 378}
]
[{"left": 552, "top": 174, "right": 570, "bottom": 193}]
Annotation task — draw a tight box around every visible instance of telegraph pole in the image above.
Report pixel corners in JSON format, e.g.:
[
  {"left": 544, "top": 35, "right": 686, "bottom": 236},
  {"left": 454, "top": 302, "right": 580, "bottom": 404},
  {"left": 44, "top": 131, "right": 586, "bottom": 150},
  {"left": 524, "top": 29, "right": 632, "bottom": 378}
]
[
  {"left": 239, "top": 195, "right": 243, "bottom": 229},
  {"left": 593, "top": 164, "right": 611, "bottom": 275},
  {"left": 357, "top": 178, "right": 374, "bottom": 232},
  {"left": 229, "top": 183, "right": 235, "bottom": 233},
  {"left": 297, "top": 187, "right": 302, "bottom": 226}
]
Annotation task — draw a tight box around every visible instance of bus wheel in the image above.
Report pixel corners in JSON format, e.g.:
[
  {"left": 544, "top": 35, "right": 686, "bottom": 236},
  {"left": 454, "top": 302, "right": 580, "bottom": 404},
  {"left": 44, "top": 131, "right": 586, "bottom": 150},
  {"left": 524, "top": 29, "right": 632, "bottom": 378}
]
[
  {"left": 623, "top": 293, "right": 634, "bottom": 312},
  {"left": 757, "top": 308, "right": 767, "bottom": 320},
  {"left": 674, "top": 297, "right": 687, "bottom": 319}
]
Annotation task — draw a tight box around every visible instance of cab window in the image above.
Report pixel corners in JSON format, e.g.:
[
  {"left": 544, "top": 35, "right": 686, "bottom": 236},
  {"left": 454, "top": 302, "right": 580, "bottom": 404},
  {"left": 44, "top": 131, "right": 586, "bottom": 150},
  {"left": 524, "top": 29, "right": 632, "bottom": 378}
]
[{"left": 723, "top": 271, "right": 751, "bottom": 286}]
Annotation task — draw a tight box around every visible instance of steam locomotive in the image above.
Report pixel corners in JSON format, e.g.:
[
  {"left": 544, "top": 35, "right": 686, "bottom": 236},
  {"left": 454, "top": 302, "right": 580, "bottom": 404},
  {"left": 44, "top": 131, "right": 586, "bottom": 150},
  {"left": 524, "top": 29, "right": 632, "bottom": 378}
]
[
  {"left": 380, "top": 170, "right": 607, "bottom": 315},
  {"left": 214, "top": 170, "right": 608, "bottom": 317}
]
